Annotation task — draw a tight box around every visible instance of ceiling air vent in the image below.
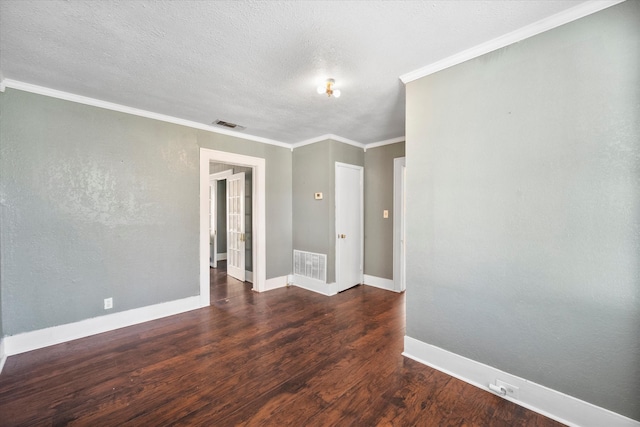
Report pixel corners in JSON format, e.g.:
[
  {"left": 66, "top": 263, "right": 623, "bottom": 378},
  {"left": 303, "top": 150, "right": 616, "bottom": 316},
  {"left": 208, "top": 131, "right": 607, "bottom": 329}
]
[{"left": 213, "top": 120, "right": 245, "bottom": 130}]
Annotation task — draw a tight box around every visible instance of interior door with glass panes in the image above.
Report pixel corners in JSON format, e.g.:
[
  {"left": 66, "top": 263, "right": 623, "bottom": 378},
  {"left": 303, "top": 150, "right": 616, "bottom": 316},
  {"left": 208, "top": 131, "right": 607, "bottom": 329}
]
[{"left": 226, "top": 172, "right": 245, "bottom": 281}]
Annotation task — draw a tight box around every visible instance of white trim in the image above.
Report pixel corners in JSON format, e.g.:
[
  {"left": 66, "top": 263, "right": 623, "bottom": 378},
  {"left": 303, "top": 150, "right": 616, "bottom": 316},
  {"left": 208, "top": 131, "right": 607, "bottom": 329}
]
[
  {"left": 200, "top": 149, "right": 266, "bottom": 302},
  {"left": 245, "top": 270, "right": 253, "bottom": 284},
  {"left": 363, "top": 274, "right": 397, "bottom": 292},
  {"left": 4, "top": 296, "right": 201, "bottom": 356},
  {"left": 216, "top": 253, "right": 227, "bottom": 261},
  {"left": 393, "top": 157, "right": 406, "bottom": 293},
  {"left": 263, "top": 275, "right": 289, "bottom": 292},
  {"left": 0, "top": 79, "right": 5, "bottom": 93},
  {"left": 2, "top": 79, "right": 291, "bottom": 148},
  {"left": 0, "top": 339, "right": 6, "bottom": 374},
  {"left": 292, "top": 134, "right": 365, "bottom": 150},
  {"left": 293, "top": 275, "right": 335, "bottom": 296},
  {"left": 364, "top": 137, "right": 405, "bottom": 151},
  {"left": 399, "top": 0, "right": 625, "bottom": 84},
  {"left": 403, "top": 336, "right": 640, "bottom": 427},
  {"left": 292, "top": 275, "right": 359, "bottom": 296}
]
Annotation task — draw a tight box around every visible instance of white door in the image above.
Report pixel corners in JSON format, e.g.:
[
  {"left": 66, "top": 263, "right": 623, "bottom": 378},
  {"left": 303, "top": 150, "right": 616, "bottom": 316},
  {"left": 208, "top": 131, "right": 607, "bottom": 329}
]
[
  {"left": 210, "top": 183, "right": 217, "bottom": 268},
  {"left": 226, "top": 172, "right": 245, "bottom": 282},
  {"left": 335, "top": 163, "right": 363, "bottom": 292}
]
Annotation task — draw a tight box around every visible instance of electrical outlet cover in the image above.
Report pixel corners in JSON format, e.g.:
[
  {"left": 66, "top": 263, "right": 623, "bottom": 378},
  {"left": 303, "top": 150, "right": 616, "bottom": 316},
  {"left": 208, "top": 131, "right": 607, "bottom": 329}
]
[
  {"left": 104, "top": 297, "right": 113, "bottom": 310},
  {"left": 496, "top": 380, "right": 519, "bottom": 399}
]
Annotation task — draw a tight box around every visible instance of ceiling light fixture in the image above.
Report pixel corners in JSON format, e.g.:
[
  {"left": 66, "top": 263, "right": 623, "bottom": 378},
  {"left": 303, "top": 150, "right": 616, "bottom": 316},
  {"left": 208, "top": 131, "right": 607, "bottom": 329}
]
[{"left": 317, "top": 78, "right": 341, "bottom": 98}]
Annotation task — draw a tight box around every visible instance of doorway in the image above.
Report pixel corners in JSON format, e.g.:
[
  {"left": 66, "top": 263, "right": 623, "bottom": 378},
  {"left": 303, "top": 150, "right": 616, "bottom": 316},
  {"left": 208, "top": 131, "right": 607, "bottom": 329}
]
[
  {"left": 210, "top": 165, "right": 252, "bottom": 283},
  {"left": 199, "top": 148, "right": 266, "bottom": 307}
]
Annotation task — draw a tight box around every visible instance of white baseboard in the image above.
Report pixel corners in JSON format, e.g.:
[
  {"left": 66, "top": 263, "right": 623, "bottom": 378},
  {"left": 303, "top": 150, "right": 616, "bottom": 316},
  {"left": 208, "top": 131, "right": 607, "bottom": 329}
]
[
  {"left": 403, "top": 336, "right": 639, "bottom": 427},
  {"left": 4, "top": 296, "right": 202, "bottom": 357},
  {"left": 261, "top": 275, "right": 288, "bottom": 292},
  {"left": 293, "top": 274, "right": 336, "bottom": 296},
  {"left": 292, "top": 275, "right": 362, "bottom": 296},
  {"left": 245, "top": 270, "right": 253, "bottom": 283},
  {"left": 0, "top": 338, "right": 6, "bottom": 374},
  {"left": 363, "top": 274, "right": 397, "bottom": 292},
  {"left": 216, "top": 253, "right": 227, "bottom": 261}
]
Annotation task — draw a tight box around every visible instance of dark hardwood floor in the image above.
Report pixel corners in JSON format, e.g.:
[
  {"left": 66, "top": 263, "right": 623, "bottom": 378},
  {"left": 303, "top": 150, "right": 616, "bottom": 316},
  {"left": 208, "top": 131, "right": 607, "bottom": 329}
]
[{"left": 0, "top": 263, "right": 564, "bottom": 426}]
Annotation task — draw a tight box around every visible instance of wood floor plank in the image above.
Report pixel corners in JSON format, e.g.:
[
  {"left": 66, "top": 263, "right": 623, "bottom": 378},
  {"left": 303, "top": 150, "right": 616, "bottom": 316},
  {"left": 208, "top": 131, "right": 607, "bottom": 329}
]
[{"left": 0, "top": 262, "right": 565, "bottom": 426}]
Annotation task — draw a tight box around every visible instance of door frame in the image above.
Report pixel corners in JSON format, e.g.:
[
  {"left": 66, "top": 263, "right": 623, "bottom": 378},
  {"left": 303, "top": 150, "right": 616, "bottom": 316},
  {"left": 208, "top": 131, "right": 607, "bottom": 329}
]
[
  {"left": 209, "top": 169, "right": 233, "bottom": 268},
  {"left": 334, "top": 162, "right": 364, "bottom": 293},
  {"left": 200, "top": 148, "right": 266, "bottom": 306},
  {"left": 393, "top": 157, "right": 406, "bottom": 292}
]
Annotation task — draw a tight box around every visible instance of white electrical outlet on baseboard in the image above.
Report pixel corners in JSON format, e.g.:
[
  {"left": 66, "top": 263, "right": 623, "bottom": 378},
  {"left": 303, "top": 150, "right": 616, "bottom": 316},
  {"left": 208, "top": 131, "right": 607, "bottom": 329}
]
[
  {"left": 496, "top": 379, "right": 519, "bottom": 399},
  {"left": 104, "top": 297, "right": 113, "bottom": 310}
]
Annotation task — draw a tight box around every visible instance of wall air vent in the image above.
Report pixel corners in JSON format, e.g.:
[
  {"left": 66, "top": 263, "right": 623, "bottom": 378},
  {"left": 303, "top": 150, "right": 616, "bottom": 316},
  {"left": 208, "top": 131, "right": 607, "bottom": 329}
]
[
  {"left": 213, "top": 120, "right": 246, "bottom": 130},
  {"left": 294, "top": 250, "right": 327, "bottom": 283}
]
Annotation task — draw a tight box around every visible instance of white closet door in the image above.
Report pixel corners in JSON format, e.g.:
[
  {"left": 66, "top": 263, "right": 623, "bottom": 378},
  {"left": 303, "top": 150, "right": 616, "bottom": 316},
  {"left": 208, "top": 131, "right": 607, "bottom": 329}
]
[{"left": 335, "top": 163, "right": 363, "bottom": 292}]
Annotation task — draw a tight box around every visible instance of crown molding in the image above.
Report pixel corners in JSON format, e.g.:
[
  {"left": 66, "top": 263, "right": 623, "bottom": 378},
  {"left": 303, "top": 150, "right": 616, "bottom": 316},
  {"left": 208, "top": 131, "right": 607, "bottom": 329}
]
[
  {"left": 291, "top": 134, "right": 331, "bottom": 149},
  {"left": 3, "top": 79, "right": 406, "bottom": 151},
  {"left": 292, "top": 134, "right": 406, "bottom": 151},
  {"left": 399, "top": 0, "right": 625, "bottom": 84},
  {"left": 364, "top": 136, "right": 405, "bottom": 151},
  {"left": 292, "top": 134, "right": 366, "bottom": 150},
  {"left": 329, "top": 134, "right": 366, "bottom": 149},
  {"left": 1, "top": 79, "right": 292, "bottom": 149}
]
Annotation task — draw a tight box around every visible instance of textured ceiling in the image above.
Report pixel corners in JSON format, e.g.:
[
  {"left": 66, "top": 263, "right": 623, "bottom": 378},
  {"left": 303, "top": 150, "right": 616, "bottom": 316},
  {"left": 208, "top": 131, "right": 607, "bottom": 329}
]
[{"left": 0, "top": 0, "right": 588, "bottom": 146}]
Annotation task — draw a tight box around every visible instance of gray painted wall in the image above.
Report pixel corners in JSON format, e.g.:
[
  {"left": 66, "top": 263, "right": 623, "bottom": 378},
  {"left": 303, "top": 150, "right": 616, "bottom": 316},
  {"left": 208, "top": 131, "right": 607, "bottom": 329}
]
[
  {"left": 0, "top": 251, "right": 3, "bottom": 339},
  {"left": 0, "top": 89, "right": 292, "bottom": 336},
  {"left": 0, "top": 236, "right": 3, "bottom": 338},
  {"left": 405, "top": 1, "right": 639, "bottom": 421},
  {"left": 364, "top": 142, "right": 405, "bottom": 279},
  {"left": 0, "top": 89, "right": 199, "bottom": 335},
  {"left": 292, "top": 139, "right": 364, "bottom": 283}
]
